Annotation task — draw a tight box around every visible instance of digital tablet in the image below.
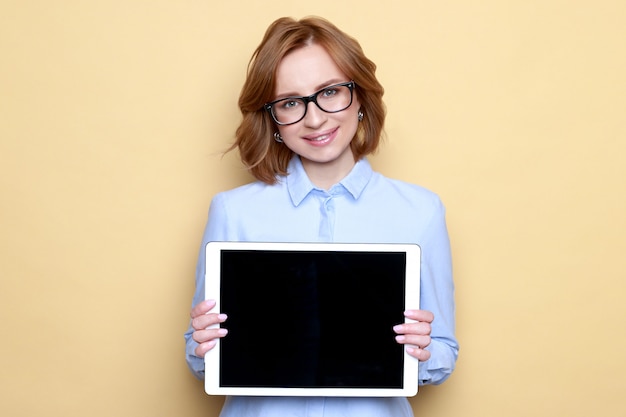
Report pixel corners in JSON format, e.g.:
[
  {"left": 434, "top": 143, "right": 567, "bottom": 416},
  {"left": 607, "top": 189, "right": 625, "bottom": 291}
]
[{"left": 204, "top": 241, "right": 421, "bottom": 397}]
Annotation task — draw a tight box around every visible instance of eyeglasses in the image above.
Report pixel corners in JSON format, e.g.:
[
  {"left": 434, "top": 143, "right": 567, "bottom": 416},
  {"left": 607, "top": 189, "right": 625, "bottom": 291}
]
[{"left": 264, "top": 81, "right": 355, "bottom": 126}]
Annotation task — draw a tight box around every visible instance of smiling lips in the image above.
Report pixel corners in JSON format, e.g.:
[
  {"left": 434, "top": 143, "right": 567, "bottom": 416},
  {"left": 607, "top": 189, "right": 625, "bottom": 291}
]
[{"left": 303, "top": 127, "right": 338, "bottom": 146}]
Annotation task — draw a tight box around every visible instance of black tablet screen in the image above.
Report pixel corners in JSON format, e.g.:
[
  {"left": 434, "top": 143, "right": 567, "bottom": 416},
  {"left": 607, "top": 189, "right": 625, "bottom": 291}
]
[{"left": 219, "top": 249, "right": 407, "bottom": 389}]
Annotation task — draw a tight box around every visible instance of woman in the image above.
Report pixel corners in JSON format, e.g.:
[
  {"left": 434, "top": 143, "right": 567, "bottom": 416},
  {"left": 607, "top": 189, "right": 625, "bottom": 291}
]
[{"left": 184, "top": 16, "right": 458, "bottom": 417}]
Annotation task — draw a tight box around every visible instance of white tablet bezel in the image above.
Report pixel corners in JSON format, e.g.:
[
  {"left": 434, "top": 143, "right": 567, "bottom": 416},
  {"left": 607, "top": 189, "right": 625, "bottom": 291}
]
[{"left": 204, "top": 241, "right": 421, "bottom": 397}]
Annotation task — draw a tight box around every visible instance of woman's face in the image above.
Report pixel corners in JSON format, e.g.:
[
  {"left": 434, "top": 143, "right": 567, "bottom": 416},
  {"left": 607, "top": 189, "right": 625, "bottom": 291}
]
[{"left": 273, "top": 43, "right": 361, "bottom": 183}]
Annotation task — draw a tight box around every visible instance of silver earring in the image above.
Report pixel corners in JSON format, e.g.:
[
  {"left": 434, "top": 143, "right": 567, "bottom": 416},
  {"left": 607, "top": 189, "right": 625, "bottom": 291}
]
[
  {"left": 273, "top": 132, "right": 283, "bottom": 143},
  {"left": 358, "top": 111, "right": 364, "bottom": 122}
]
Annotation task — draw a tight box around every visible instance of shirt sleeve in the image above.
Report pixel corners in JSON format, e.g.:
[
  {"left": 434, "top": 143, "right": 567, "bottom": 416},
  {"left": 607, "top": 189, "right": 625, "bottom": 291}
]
[
  {"left": 416, "top": 198, "right": 459, "bottom": 385},
  {"left": 184, "top": 193, "right": 230, "bottom": 380}
]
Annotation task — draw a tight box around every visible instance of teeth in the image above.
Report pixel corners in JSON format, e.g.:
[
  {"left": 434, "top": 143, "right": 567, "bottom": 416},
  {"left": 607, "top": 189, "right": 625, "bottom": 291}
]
[{"left": 311, "top": 134, "right": 329, "bottom": 141}]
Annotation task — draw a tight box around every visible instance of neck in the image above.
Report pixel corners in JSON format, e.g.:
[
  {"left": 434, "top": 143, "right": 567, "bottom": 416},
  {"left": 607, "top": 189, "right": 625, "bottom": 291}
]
[{"left": 300, "top": 154, "right": 356, "bottom": 190}]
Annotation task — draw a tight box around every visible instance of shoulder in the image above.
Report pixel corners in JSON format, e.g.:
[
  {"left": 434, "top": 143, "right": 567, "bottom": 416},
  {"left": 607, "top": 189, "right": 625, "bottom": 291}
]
[
  {"left": 369, "top": 171, "right": 445, "bottom": 212},
  {"left": 210, "top": 179, "right": 287, "bottom": 209},
  {"left": 214, "top": 180, "right": 268, "bottom": 199}
]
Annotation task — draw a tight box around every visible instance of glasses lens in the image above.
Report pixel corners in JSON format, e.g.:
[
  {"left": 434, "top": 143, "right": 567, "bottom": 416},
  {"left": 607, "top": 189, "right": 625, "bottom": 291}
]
[
  {"left": 315, "top": 84, "right": 353, "bottom": 113},
  {"left": 271, "top": 98, "right": 306, "bottom": 125}
]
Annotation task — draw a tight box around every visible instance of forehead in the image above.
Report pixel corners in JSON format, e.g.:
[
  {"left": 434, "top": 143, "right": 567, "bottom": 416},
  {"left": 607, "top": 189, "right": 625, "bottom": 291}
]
[{"left": 274, "top": 43, "right": 348, "bottom": 96}]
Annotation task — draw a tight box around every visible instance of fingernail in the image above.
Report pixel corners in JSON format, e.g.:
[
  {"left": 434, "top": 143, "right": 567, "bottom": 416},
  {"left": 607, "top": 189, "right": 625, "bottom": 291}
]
[
  {"left": 218, "top": 328, "right": 228, "bottom": 336},
  {"left": 218, "top": 313, "right": 228, "bottom": 321},
  {"left": 393, "top": 324, "right": 403, "bottom": 332}
]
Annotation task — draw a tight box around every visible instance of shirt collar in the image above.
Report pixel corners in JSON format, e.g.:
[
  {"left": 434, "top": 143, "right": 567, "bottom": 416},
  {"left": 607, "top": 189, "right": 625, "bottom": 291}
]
[{"left": 285, "top": 156, "right": 373, "bottom": 206}]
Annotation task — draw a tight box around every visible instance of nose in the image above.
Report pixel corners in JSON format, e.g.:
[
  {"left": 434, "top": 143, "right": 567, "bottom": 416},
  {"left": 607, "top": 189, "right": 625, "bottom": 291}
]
[{"left": 302, "top": 101, "right": 327, "bottom": 128}]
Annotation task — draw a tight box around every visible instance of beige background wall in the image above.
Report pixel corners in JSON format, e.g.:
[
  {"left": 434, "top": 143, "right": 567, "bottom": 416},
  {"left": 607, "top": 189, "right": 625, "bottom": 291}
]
[{"left": 1, "top": 1, "right": 625, "bottom": 416}]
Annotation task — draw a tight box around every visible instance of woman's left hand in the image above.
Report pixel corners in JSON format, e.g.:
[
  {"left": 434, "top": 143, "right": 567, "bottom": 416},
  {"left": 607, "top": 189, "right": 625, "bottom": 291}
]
[{"left": 393, "top": 309, "right": 434, "bottom": 361}]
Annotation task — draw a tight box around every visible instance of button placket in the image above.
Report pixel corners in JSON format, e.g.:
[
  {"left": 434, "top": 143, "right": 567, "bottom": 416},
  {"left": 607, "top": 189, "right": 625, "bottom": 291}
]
[{"left": 318, "top": 194, "right": 335, "bottom": 242}]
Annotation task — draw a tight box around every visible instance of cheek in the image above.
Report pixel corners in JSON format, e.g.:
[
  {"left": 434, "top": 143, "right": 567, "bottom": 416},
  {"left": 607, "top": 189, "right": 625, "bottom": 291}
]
[
  {"left": 277, "top": 125, "right": 293, "bottom": 140},
  {"left": 277, "top": 126, "right": 301, "bottom": 150},
  {"left": 342, "top": 110, "right": 361, "bottom": 133}
]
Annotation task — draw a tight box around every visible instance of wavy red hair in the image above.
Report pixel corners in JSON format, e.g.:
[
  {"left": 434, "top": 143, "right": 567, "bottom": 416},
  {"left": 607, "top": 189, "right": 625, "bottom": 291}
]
[{"left": 229, "top": 16, "right": 385, "bottom": 184}]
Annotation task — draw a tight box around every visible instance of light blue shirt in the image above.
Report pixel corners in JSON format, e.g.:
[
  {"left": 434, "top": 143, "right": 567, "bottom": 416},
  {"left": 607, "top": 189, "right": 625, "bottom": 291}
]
[{"left": 184, "top": 156, "right": 458, "bottom": 417}]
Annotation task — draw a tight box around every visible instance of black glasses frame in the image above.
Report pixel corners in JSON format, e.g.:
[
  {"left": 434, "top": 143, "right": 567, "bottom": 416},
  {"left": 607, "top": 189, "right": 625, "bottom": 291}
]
[{"left": 264, "top": 81, "right": 356, "bottom": 126}]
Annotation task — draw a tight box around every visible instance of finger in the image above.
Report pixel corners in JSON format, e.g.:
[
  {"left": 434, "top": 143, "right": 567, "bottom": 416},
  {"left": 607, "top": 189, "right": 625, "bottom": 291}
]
[
  {"left": 394, "top": 334, "right": 431, "bottom": 350},
  {"left": 192, "top": 327, "right": 229, "bottom": 345},
  {"left": 195, "top": 340, "right": 219, "bottom": 357},
  {"left": 403, "top": 309, "right": 434, "bottom": 323},
  {"left": 191, "top": 299, "right": 217, "bottom": 319},
  {"left": 405, "top": 346, "right": 431, "bottom": 362},
  {"left": 192, "top": 312, "right": 228, "bottom": 331},
  {"left": 393, "top": 321, "right": 431, "bottom": 336},
  {"left": 193, "top": 327, "right": 229, "bottom": 357},
  {"left": 195, "top": 340, "right": 216, "bottom": 357}
]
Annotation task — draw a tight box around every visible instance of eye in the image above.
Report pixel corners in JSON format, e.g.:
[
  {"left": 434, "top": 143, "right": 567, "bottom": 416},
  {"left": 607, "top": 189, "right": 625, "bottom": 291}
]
[
  {"left": 321, "top": 88, "right": 338, "bottom": 98},
  {"left": 280, "top": 99, "right": 300, "bottom": 110}
]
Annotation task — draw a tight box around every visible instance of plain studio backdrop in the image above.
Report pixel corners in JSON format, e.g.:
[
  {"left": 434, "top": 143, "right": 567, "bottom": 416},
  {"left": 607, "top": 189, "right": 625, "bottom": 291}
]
[{"left": 1, "top": 1, "right": 625, "bottom": 416}]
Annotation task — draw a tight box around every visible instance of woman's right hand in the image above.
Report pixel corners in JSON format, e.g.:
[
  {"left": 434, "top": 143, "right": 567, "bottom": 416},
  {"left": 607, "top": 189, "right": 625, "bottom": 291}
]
[{"left": 190, "top": 299, "right": 228, "bottom": 357}]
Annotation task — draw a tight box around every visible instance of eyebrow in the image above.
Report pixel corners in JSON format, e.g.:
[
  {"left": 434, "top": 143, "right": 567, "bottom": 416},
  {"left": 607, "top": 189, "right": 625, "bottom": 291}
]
[{"left": 274, "top": 79, "right": 347, "bottom": 100}]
